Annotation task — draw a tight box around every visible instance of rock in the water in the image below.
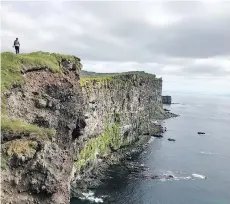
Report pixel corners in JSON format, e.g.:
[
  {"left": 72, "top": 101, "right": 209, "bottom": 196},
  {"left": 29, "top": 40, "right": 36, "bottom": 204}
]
[
  {"left": 168, "top": 138, "right": 176, "bottom": 141},
  {"left": 198, "top": 132, "right": 205, "bottom": 135},
  {"left": 150, "top": 174, "right": 174, "bottom": 180},
  {"left": 152, "top": 134, "right": 163, "bottom": 138}
]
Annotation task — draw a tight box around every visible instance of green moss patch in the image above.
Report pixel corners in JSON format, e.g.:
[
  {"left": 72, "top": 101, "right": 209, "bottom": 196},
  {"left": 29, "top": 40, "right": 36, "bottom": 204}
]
[
  {"left": 1, "top": 115, "right": 56, "bottom": 138},
  {"left": 75, "top": 122, "right": 122, "bottom": 172},
  {"left": 5, "top": 139, "right": 38, "bottom": 157},
  {"left": 1, "top": 156, "right": 7, "bottom": 170},
  {"left": 1, "top": 51, "right": 80, "bottom": 92}
]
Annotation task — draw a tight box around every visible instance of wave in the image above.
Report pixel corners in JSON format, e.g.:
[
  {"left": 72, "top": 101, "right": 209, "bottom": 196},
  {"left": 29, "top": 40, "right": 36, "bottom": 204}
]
[
  {"left": 192, "top": 173, "right": 206, "bottom": 179},
  {"left": 161, "top": 171, "right": 192, "bottom": 182},
  {"left": 79, "top": 191, "right": 104, "bottom": 203},
  {"left": 147, "top": 137, "right": 155, "bottom": 144},
  {"left": 158, "top": 171, "right": 206, "bottom": 182},
  {"left": 200, "top": 151, "right": 214, "bottom": 155}
]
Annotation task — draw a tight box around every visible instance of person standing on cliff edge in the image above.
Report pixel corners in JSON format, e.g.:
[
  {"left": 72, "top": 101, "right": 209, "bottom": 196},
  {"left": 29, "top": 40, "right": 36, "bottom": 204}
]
[{"left": 13, "top": 38, "right": 20, "bottom": 54}]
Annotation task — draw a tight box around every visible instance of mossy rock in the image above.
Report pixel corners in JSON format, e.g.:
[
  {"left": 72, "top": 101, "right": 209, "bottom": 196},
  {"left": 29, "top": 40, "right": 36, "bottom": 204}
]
[
  {"left": 5, "top": 139, "right": 38, "bottom": 158},
  {"left": 1, "top": 156, "right": 8, "bottom": 170},
  {"left": 1, "top": 115, "right": 56, "bottom": 139},
  {"left": 75, "top": 121, "right": 122, "bottom": 172}
]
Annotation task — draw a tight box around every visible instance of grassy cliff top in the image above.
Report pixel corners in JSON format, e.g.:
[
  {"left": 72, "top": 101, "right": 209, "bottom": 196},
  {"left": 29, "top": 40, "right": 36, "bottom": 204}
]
[
  {"left": 80, "top": 70, "right": 161, "bottom": 87},
  {"left": 80, "top": 70, "right": 156, "bottom": 78},
  {"left": 1, "top": 51, "right": 80, "bottom": 92}
]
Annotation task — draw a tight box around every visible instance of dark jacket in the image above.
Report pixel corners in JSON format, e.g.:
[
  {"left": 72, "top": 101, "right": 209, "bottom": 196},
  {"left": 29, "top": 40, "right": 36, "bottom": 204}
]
[{"left": 14, "top": 40, "right": 20, "bottom": 47}]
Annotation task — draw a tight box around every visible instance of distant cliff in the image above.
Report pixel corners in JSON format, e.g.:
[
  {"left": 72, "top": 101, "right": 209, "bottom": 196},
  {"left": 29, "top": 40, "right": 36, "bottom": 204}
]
[
  {"left": 74, "top": 72, "right": 163, "bottom": 169},
  {"left": 1, "top": 52, "right": 165, "bottom": 204}
]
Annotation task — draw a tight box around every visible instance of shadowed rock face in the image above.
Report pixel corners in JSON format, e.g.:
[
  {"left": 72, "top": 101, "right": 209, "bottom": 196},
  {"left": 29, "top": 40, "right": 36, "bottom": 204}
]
[{"left": 1, "top": 56, "right": 86, "bottom": 204}]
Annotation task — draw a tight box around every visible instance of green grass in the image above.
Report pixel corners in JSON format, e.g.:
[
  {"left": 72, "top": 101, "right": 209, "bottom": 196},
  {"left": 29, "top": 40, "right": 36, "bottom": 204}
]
[
  {"left": 1, "top": 115, "right": 56, "bottom": 138},
  {"left": 1, "top": 51, "right": 80, "bottom": 92},
  {"left": 1, "top": 156, "right": 7, "bottom": 170}
]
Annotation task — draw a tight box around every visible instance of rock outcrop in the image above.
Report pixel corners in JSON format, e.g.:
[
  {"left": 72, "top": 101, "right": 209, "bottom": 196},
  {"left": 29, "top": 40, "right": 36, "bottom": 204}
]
[{"left": 1, "top": 52, "right": 168, "bottom": 204}]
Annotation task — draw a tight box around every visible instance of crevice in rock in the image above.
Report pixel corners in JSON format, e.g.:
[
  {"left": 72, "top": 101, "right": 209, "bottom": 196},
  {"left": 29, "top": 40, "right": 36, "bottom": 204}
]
[
  {"left": 71, "top": 118, "right": 86, "bottom": 141},
  {"left": 126, "top": 92, "right": 130, "bottom": 102},
  {"left": 33, "top": 116, "right": 50, "bottom": 128}
]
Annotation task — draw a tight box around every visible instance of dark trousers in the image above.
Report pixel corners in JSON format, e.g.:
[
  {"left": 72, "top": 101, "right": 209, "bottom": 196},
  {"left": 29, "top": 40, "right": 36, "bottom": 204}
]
[{"left": 15, "top": 46, "right": 20, "bottom": 54}]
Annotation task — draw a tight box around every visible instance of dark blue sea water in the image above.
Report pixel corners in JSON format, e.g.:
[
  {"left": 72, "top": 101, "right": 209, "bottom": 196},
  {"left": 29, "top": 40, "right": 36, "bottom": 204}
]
[{"left": 71, "top": 94, "right": 230, "bottom": 204}]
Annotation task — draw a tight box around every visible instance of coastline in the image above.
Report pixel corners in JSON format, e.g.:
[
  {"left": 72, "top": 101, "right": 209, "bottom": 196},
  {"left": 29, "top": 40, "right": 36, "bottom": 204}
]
[{"left": 71, "top": 109, "right": 178, "bottom": 199}]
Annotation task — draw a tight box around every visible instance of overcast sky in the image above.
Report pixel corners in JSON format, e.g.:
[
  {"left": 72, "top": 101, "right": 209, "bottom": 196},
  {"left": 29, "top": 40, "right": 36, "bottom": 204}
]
[{"left": 1, "top": 1, "right": 230, "bottom": 96}]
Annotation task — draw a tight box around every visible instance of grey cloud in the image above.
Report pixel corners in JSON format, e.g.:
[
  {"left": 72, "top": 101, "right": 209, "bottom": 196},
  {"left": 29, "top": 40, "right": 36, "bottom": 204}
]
[
  {"left": 149, "top": 17, "right": 230, "bottom": 58},
  {"left": 104, "top": 12, "right": 230, "bottom": 60},
  {"left": 163, "top": 1, "right": 204, "bottom": 16},
  {"left": 68, "top": 1, "right": 230, "bottom": 59},
  {"left": 182, "top": 63, "right": 230, "bottom": 76}
]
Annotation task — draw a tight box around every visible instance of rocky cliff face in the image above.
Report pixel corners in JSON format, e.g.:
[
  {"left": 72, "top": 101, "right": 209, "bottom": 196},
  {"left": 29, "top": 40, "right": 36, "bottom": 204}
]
[
  {"left": 1, "top": 52, "right": 164, "bottom": 204},
  {"left": 1, "top": 52, "right": 86, "bottom": 204},
  {"left": 70, "top": 72, "right": 165, "bottom": 191}
]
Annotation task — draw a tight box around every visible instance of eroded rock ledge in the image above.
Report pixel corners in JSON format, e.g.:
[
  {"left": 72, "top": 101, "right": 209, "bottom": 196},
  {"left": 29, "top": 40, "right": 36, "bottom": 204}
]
[{"left": 1, "top": 52, "right": 168, "bottom": 204}]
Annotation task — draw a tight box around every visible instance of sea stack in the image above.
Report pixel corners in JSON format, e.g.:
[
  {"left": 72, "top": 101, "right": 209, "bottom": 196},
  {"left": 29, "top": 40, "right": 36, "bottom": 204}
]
[{"left": 162, "top": 95, "right": 172, "bottom": 104}]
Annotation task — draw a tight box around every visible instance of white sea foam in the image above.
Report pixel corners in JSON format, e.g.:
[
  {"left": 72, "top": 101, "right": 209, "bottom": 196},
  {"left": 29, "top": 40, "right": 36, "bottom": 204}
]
[
  {"left": 80, "top": 191, "right": 104, "bottom": 203},
  {"left": 160, "top": 178, "right": 167, "bottom": 182},
  {"left": 159, "top": 170, "right": 205, "bottom": 182},
  {"left": 175, "top": 176, "right": 192, "bottom": 180},
  {"left": 200, "top": 151, "right": 214, "bottom": 155},
  {"left": 148, "top": 137, "right": 155, "bottom": 144},
  {"left": 192, "top": 173, "right": 206, "bottom": 179},
  {"left": 160, "top": 175, "right": 192, "bottom": 182}
]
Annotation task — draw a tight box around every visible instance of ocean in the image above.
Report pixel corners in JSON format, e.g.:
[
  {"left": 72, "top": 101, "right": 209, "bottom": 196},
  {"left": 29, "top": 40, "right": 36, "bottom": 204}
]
[{"left": 71, "top": 94, "right": 230, "bottom": 204}]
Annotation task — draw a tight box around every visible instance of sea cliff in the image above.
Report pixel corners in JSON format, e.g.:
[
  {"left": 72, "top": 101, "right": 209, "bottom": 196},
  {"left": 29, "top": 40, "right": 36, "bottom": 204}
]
[{"left": 1, "top": 52, "right": 169, "bottom": 204}]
